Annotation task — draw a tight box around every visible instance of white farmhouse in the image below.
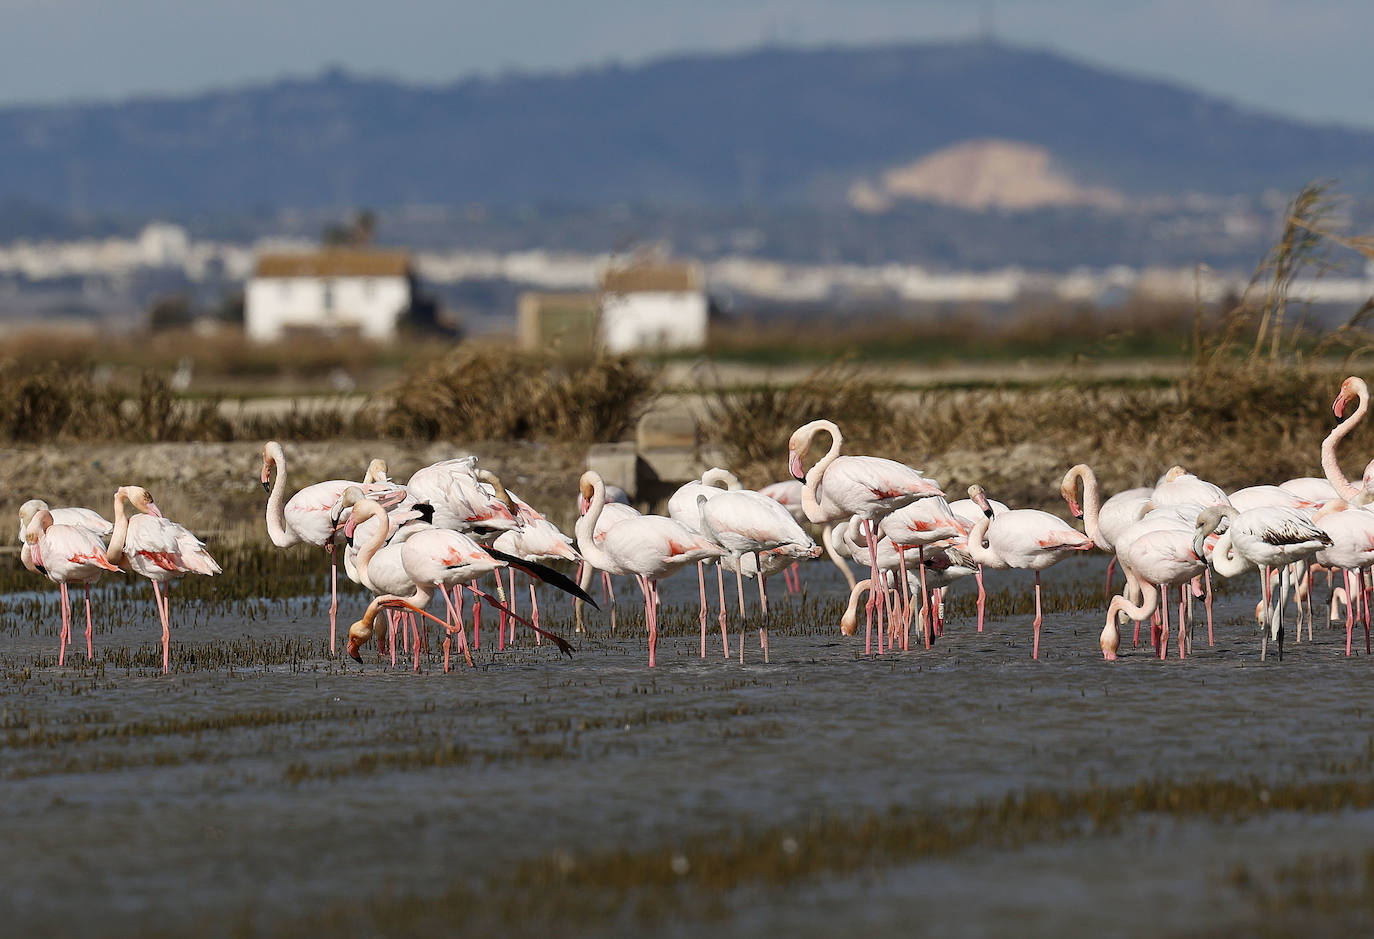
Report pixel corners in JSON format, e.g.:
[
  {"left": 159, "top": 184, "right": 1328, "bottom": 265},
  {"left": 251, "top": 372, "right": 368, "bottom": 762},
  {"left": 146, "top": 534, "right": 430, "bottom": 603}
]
[
  {"left": 598, "top": 261, "right": 707, "bottom": 353},
  {"left": 245, "top": 249, "right": 412, "bottom": 342}
]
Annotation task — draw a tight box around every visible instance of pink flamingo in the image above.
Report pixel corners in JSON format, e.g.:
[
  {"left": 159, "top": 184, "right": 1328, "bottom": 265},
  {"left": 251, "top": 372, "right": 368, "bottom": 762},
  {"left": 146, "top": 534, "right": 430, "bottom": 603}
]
[
  {"left": 23, "top": 509, "right": 121, "bottom": 664},
  {"left": 788, "top": 419, "right": 942, "bottom": 655},
  {"left": 697, "top": 488, "right": 820, "bottom": 663},
  {"left": 667, "top": 467, "right": 740, "bottom": 656},
  {"left": 261, "top": 441, "right": 400, "bottom": 655},
  {"left": 878, "top": 496, "right": 971, "bottom": 648},
  {"left": 574, "top": 497, "right": 642, "bottom": 633},
  {"left": 577, "top": 471, "right": 722, "bottom": 667},
  {"left": 1151, "top": 466, "right": 1231, "bottom": 509},
  {"left": 1059, "top": 464, "right": 1151, "bottom": 601},
  {"left": 106, "top": 486, "right": 221, "bottom": 674},
  {"left": 964, "top": 485, "right": 1093, "bottom": 659},
  {"left": 17, "top": 499, "right": 112, "bottom": 542},
  {"left": 405, "top": 457, "right": 521, "bottom": 537},
  {"left": 1194, "top": 505, "right": 1331, "bottom": 660},
  {"left": 1102, "top": 527, "right": 1206, "bottom": 660},
  {"left": 1312, "top": 500, "right": 1374, "bottom": 655}
]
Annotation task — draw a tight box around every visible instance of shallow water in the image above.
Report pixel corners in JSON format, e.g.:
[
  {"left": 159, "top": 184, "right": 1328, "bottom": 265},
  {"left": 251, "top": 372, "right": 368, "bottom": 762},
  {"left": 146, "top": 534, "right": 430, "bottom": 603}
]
[{"left": 3, "top": 557, "right": 1372, "bottom": 936}]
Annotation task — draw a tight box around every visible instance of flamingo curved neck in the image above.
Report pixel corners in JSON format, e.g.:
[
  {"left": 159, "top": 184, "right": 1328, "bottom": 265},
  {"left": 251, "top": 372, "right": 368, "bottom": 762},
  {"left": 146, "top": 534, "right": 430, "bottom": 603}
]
[
  {"left": 798, "top": 420, "right": 842, "bottom": 522},
  {"left": 1323, "top": 379, "right": 1369, "bottom": 501},
  {"left": 574, "top": 475, "right": 614, "bottom": 570},
  {"left": 264, "top": 444, "right": 299, "bottom": 548},
  {"left": 107, "top": 491, "right": 130, "bottom": 567},
  {"left": 700, "top": 468, "right": 739, "bottom": 491},
  {"left": 351, "top": 500, "right": 390, "bottom": 591},
  {"left": 1209, "top": 530, "right": 1251, "bottom": 578},
  {"left": 963, "top": 515, "right": 1004, "bottom": 569},
  {"left": 1066, "top": 464, "right": 1105, "bottom": 546},
  {"left": 1108, "top": 576, "right": 1158, "bottom": 624}
]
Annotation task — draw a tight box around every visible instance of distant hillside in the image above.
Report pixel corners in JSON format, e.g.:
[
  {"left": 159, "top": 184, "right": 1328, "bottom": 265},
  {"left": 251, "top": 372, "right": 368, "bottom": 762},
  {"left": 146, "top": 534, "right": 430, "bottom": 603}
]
[{"left": 1, "top": 40, "right": 1372, "bottom": 213}]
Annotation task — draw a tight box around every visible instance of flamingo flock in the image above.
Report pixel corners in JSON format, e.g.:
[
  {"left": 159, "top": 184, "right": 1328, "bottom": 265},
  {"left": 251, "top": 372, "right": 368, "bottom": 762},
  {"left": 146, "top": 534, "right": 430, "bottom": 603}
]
[{"left": 17, "top": 374, "right": 1374, "bottom": 673}]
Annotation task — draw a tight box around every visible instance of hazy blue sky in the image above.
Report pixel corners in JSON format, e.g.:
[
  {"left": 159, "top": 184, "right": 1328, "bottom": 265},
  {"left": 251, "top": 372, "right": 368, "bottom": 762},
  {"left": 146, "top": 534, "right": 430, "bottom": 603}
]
[{"left": 1, "top": 0, "right": 1371, "bottom": 126}]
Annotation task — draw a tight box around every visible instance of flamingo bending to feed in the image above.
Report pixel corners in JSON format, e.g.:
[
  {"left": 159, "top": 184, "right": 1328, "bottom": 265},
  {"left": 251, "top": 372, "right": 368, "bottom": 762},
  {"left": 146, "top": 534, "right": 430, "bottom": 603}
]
[
  {"left": 1101, "top": 527, "right": 1206, "bottom": 661},
  {"left": 261, "top": 441, "right": 404, "bottom": 655},
  {"left": 964, "top": 485, "right": 1093, "bottom": 659},
  {"left": 839, "top": 548, "right": 977, "bottom": 643},
  {"left": 106, "top": 486, "right": 221, "bottom": 674},
  {"left": 878, "top": 496, "right": 971, "bottom": 648},
  {"left": 1194, "top": 505, "right": 1331, "bottom": 661},
  {"left": 788, "top": 419, "right": 942, "bottom": 655},
  {"left": 24, "top": 509, "right": 121, "bottom": 664},
  {"left": 577, "top": 471, "right": 722, "bottom": 667}
]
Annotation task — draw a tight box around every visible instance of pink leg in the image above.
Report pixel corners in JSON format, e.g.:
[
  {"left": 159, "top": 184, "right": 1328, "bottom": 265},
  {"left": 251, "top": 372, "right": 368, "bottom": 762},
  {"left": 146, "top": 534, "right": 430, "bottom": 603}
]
[
  {"left": 58, "top": 583, "right": 70, "bottom": 666},
  {"left": 1205, "top": 570, "right": 1214, "bottom": 646},
  {"left": 698, "top": 561, "right": 708, "bottom": 658},
  {"left": 509, "top": 570, "right": 519, "bottom": 645},
  {"left": 473, "top": 595, "right": 481, "bottom": 650},
  {"left": 85, "top": 584, "right": 94, "bottom": 659},
  {"left": 975, "top": 566, "right": 986, "bottom": 633},
  {"left": 604, "top": 572, "right": 617, "bottom": 632},
  {"left": 918, "top": 546, "right": 931, "bottom": 651},
  {"left": 329, "top": 556, "right": 339, "bottom": 656},
  {"left": 860, "top": 519, "right": 879, "bottom": 655},
  {"left": 1104, "top": 555, "right": 1117, "bottom": 603},
  {"left": 1032, "top": 572, "right": 1043, "bottom": 660},
  {"left": 388, "top": 610, "right": 398, "bottom": 667},
  {"left": 1178, "top": 584, "right": 1187, "bottom": 659},
  {"left": 716, "top": 563, "right": 729, "bottom": 659},
  {"left": 1362, "top": 568, "right": 1372, "bottom": 654},
  {"left": 152, "top": 581, "right": 171, "bottom": 674},
  {"left": 1159, "top": 583, "right": 1170, "bottom": 661},
  {"left": 1345, "top": 570, "right": 1355, "bottom": 657}
]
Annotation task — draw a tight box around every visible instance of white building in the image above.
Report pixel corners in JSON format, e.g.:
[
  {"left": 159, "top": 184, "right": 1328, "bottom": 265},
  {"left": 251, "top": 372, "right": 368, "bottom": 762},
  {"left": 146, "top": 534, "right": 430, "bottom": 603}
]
[
  {"left": 598, "top": 261, "right": 707, "bottom": 353},
  {"left": 244, "top": 250, "right": 412, "bottom": 342}
]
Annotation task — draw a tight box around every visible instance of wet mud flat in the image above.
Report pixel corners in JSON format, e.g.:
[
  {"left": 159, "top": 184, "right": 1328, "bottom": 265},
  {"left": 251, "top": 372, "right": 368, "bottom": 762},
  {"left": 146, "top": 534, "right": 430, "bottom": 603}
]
[{"left": 4, "top": 561, "right": 1374, "bottom": 937}]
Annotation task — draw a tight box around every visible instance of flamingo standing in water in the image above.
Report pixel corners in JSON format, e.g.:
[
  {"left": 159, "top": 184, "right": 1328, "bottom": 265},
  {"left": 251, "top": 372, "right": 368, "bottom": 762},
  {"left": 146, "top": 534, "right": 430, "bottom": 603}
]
[
  {"left": 261, "top": 441, "right": 401, "bottom": 655},
  {"left": 1312, "top": 500, "right": 1374, "bottom": 656},
  {"left": 963, "top": 485, "right": 1093, "bottom": 659},
  {"left": 1101, "top": 526, "right": 1206, "bottom": 661},
  {"left": 878, "top": 496, "right": 971, "bottom": 648},
  {"left": 106, "top": 486, "right": 221, "bottom": 674},
  {"left": 23, "top": 509, "right": 121, "bottom": 664},
  {"left": 788, "top": 419, "right": 942, "bottom": 655},
  {"left": 668, "top": 468, "right": 740, "bottom": 657},
  {"left": 759, "top": 479, "right": 808, "bottom": 593},
  {"left": 577, "top": 471, "right": 722, "bottom": 667},
  {"left": 697, "top": 488, "right": 820, "bottom": 663},
  {"left": 1194, "top": 505, "right": 1331, "bottom": 661}
]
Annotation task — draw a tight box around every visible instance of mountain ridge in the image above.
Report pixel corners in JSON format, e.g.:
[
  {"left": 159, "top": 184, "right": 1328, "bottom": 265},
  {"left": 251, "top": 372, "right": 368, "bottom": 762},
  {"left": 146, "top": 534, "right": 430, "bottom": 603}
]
[{"left": 1, "top": 39, "right": 1371, "bottom": 213}]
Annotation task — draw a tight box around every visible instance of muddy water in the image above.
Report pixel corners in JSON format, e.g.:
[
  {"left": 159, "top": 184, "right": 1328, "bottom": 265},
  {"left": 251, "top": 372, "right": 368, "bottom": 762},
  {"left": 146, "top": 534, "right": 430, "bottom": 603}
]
[{"left": 2, "top": 558, "right": 1373, "bottom": 936}]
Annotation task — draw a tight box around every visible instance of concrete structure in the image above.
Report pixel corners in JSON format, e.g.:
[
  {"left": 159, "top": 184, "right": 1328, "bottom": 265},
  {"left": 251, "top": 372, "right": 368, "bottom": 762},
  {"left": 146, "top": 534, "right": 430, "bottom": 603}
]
[
  {"left": 598, "top": 261, "right": 707, "bottom": 354},
  {"left": 244, "top": 250, "right": 412, "bottom": 341},
  {"left": 517, "top": 291, "right": 599, "bottom": 355}
]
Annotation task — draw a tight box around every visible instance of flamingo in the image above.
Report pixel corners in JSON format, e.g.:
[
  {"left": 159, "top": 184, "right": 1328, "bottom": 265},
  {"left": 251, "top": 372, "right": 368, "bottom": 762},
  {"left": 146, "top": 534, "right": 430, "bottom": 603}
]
[
  {"left": 492, "top": 492, "right": 580, "bottom": 645},
  {"left": 405, "top": 457, "right": 521, "bottom": 537},
  {"left": 23, "top": 509, "right": 121, "bottom": 665},
  {"left": 878, "top": 496, "right": 972, "bottom": 648},
  {"left": 1323, "top": 376, "right": 1374, "bottom": 504},
  {"left": 788, "top": 419, "right": 942, "bottom": 655},
  {"left": 577, "top": 471, "right": 722, "bottom": 667},
  {"left": 1151, "top": 466, "right": 1231, "bottom": 509},
  {"left": 1101, "top": 527, "right": 1206, "bottom": 660},
  {"left": 697, "top": 488, "right": 820, "bottom": 663},
  {"left": 963, "top": 485, "right": 1093, "bottom": 659},
  {"left": 1194, "top": 505, "right": 1331, "bottom": 660},
  {"left": 105, "top": 486, "right": 221, "bottom": 674},
  {"left": 261, "top": 441, "right": 403, "bottom": 655},
  {"left": 17, "top": 499, "right": 112, "bottom": 542},
  {"left": 1059, "top": 464, "right": 1151, "bottom": 600},
  {"left": 668, "top": 468, "right": 741, "bottom": 657},
  {"left": 1311, "top": 500, "right": 1374, "bottom": 656},
  {"left": 1280, "top": 477, "right": 1340, "bottom": 503},
  {"left": 1110, "top": 503, "right": 1214, "bottom": 651}
]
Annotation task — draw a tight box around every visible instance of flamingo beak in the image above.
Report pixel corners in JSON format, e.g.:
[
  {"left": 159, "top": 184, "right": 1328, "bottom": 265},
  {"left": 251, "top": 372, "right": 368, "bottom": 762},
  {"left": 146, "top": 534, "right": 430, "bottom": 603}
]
[
  {"left": 577, "top": 494, "right": 589, "bottom": 515},
  {"left": 1068, "top": 500, "right": 1083, "bottom": 519},
  {"left": 144, "top": 501, "right": 164, "bottom": 519},
  {"left": 1335, "top": 393, "right": 1350, "bottom": 419},
  {"left": 346, "top": 638, "right": 363, "bottom": 663},
  {"left": 788, "top": 450, "right": 805, "bottom": 482}
]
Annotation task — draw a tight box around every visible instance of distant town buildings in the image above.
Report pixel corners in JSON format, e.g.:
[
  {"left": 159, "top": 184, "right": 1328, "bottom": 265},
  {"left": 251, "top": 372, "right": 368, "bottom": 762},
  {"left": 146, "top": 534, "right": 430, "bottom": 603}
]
[
  {"left": 244, "top": 249, "right": 413, "bottom": 342},
  {"left": 518, "top": 260, "right": 708, "bottom": 354}
]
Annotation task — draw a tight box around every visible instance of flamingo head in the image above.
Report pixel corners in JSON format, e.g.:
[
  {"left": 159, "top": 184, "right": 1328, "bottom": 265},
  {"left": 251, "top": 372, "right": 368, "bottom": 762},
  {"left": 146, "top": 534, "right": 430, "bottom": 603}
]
[
  {"left": 363, "top": 458, "right": 389, "bottom": 485},
  {"left": 577, "top": 472, "right": 599, "bottom": 514},
  {"left": 1058, "top": 473, "right": 1082, "bottom": 518},
  {"left": 966, "top": 485, "right": 993, "bottom": 518},
  {"left": 345, "top": 618, "right": 373, "bottom": 663},
  {"left": 260, "top": 442, "right": 284, "bottom": 492},
  {"left": 1163, "top": 465, "right": 1188, "bottom": 483},
  {"left": 1334, "top": 377, "right": 1363, "bottom": 419},
  {"left": 124, "top": 487, "right": 163, "bottom": 518}
]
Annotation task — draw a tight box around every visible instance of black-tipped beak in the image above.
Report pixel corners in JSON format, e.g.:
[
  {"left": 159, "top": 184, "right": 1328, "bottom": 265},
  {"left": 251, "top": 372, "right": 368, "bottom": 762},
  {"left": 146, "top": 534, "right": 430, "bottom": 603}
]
[
  {"left": 261, "top": 480, "right": 271, "bottom": 494},
  {"left": 348, "top": 647, "right": 363, "bottom": 664},
  {"left": 791, "top": 472, "right": 805, "bottom": 483}
]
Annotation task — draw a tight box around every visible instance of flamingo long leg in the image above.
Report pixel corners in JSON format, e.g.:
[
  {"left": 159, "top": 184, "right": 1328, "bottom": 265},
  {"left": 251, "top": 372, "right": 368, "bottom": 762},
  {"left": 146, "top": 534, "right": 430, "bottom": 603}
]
[
  {"left": 85, "top": 583, "right": 94, "bottom": 659},
  {"left": 698, "top": 560, "right": 708, "bottom": 658},
  {"left": 1159, "top": 582, "right": 1169, "bottom": 661},
  {"left": 1031, "top": 572, "right": 1043, "bottom": 660},
  {"left": 152, "top": 581, "right": 171, "bottom": 674},
  {"left": 57, "top": 583, "right": 69, "bottom": 667},
  {"left": 329, "top": 555, "right": 339, "bottom": 656},
  {"left": 716, "top": 562, "right": 729, "bottom": 659}
]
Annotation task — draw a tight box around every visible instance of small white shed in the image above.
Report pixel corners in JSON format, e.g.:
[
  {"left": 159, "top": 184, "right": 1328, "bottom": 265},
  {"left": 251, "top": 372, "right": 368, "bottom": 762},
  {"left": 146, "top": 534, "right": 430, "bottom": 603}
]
[
  {"left": 598, "top": 262, "right": 707, "bottom": 354},
  {"left": 244, "top": 250, "right": 412, "bottom": 342}
]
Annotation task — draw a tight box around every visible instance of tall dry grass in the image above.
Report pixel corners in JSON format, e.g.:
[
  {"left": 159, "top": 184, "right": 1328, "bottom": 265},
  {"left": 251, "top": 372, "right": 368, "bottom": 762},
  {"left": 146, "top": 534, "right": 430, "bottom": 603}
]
[{"left": 382, "top": 348, "right": 658, "bottom": 443}]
